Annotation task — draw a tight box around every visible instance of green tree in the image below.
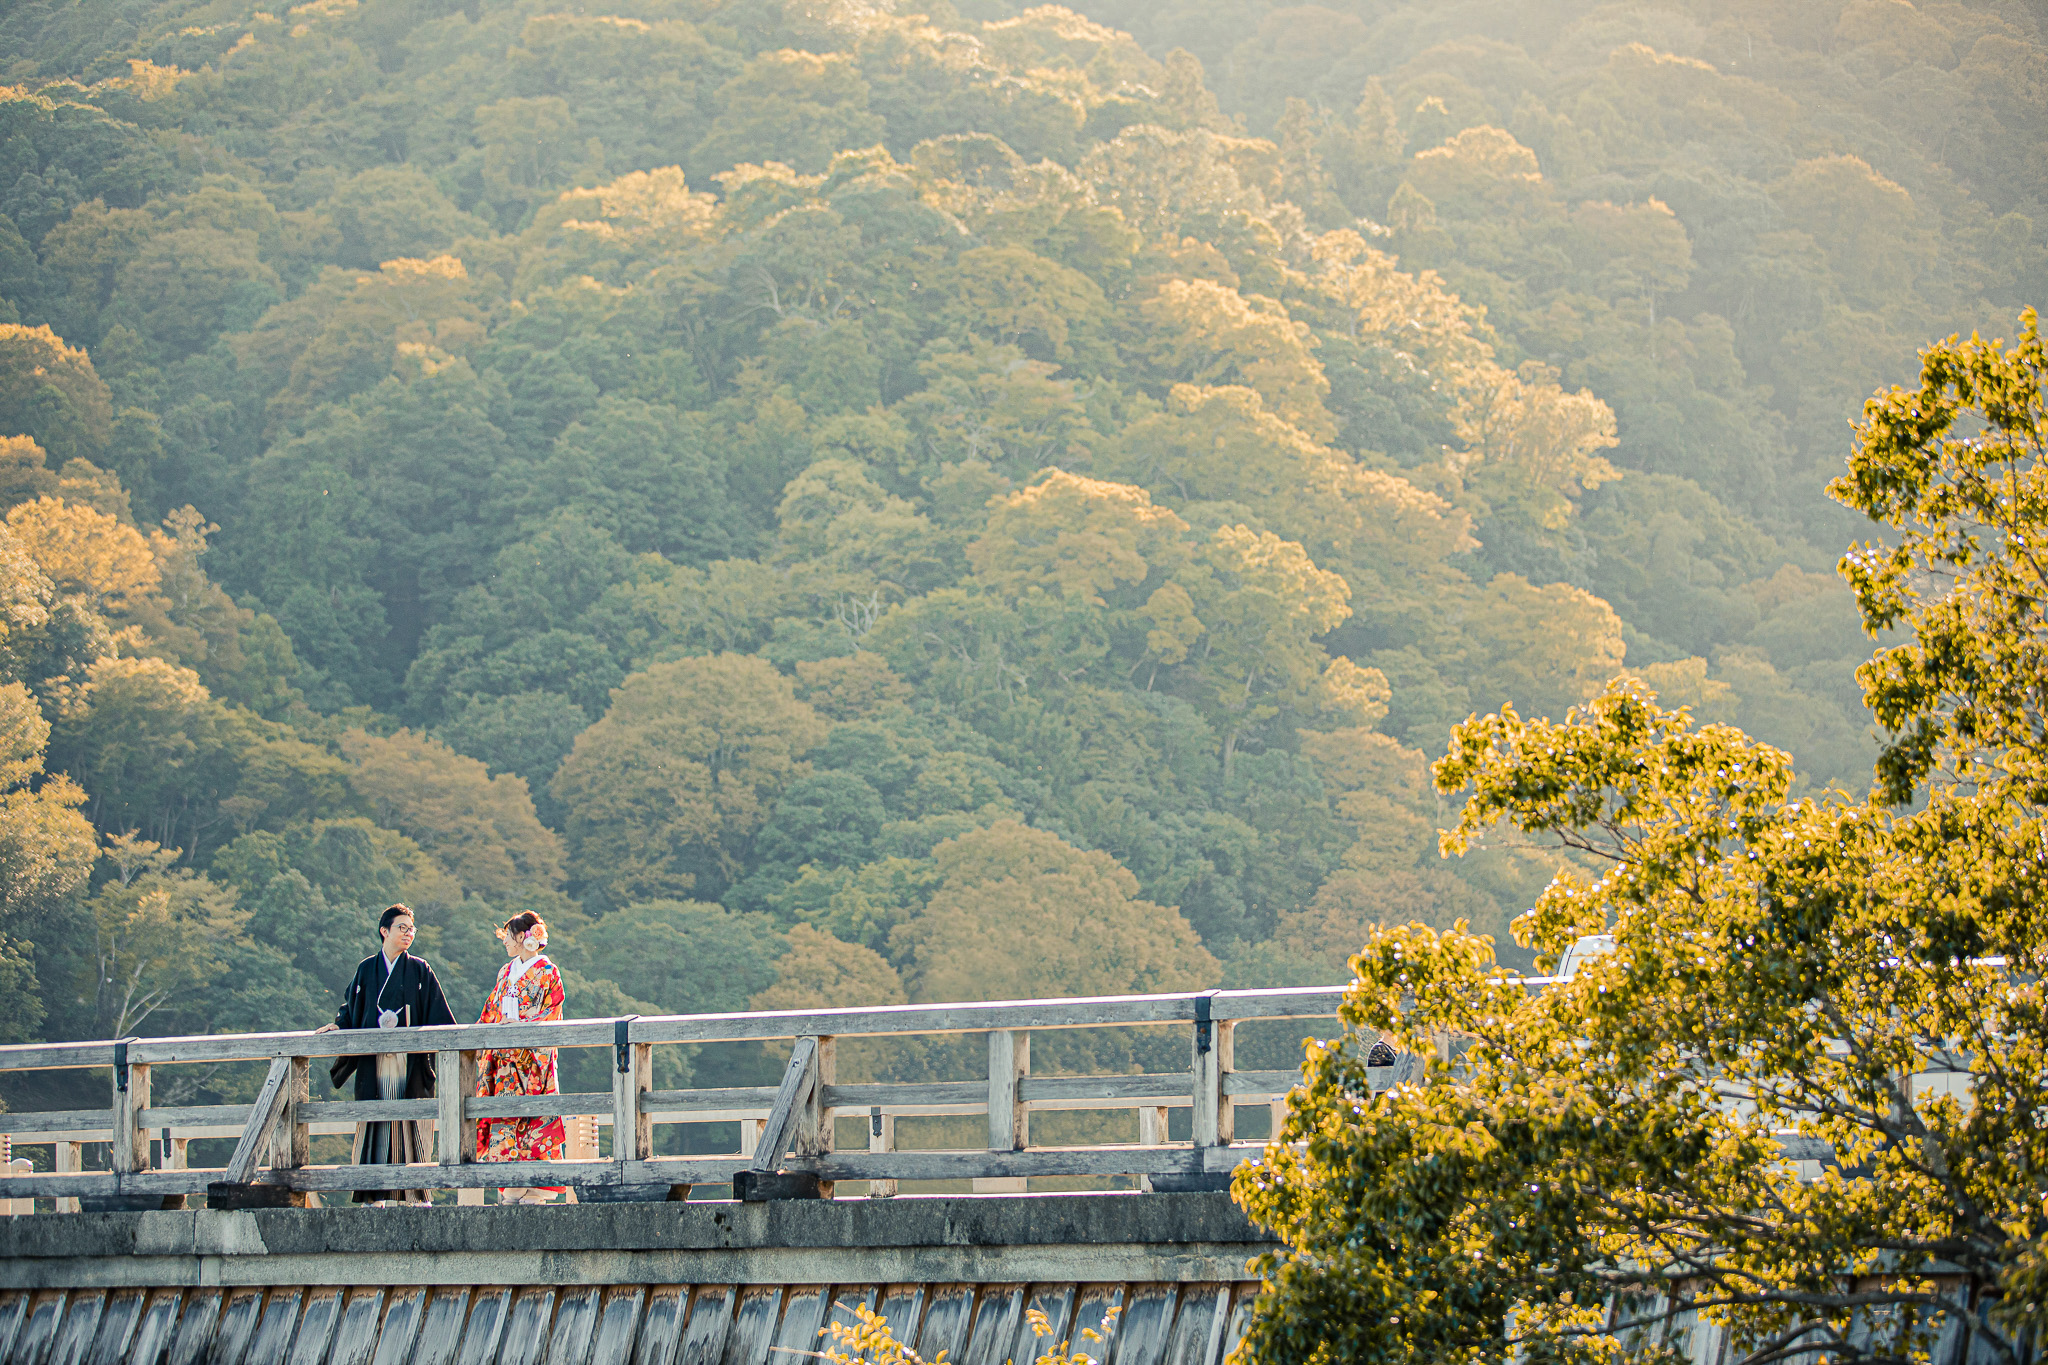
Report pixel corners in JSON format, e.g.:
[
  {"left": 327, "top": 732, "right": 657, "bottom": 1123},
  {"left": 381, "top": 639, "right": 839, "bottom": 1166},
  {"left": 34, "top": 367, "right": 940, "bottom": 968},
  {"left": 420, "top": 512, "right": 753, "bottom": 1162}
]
[
  {"left": 1233, "top": 317, "right": 2048, "bottom": 1365},
  {"left": 339, "top": 728, "right": 565, "bottom": 899},
  {"left": 550, "top": 653, "right": 829, "bottom": 904},
  {"left": 891, "top": 820, "right": 1218, "bottom": 1002},
  {"left": 571, "top": 898, "right": 784, "bottom": 1014},
  {"left": 0, "top": 678, "right": 95, "bottom": 1042},
  {"left": 83, "top": 832, "right": 247, "bottom": 1037}
]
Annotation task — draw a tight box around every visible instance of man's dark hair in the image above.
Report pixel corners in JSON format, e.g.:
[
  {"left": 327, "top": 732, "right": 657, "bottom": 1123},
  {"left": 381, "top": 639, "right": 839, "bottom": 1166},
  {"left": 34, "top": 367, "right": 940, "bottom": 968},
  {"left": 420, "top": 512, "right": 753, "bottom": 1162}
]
[{"left": 378, "top": 904, "right": 413, "bottom": 938}]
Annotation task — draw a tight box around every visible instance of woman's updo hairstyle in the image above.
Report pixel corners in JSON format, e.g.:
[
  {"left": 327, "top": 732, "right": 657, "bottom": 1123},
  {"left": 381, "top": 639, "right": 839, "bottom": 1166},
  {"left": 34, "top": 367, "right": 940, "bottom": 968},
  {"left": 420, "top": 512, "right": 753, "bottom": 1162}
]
[{"left": 496, "top": 911, "right": 548, "bottom": 952}]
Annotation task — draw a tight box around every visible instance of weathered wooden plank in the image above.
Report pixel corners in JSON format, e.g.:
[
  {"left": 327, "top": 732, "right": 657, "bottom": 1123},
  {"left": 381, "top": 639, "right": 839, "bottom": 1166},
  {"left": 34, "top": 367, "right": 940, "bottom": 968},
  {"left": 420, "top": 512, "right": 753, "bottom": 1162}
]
[
  {"left": 134, "top": 1104, "right": 251, "bottom": 1128},
  {"left": 872, "top": 1286, "right": 924, "bottom": 1356},
  {"left": 545, "top": 1286, "right": 602, "bottom": 1365},
  {"left": 326, "top": 1289, "right": 387, "bottom": 1365},
  {"left": 643, "top": 1088, "right": 781, "bottom": 1112},
  {"left": 370, "top": 1288, "right": 428, "bottom": 1365},
  {"left": 795, "top": 1145, "right": 1262, "bottom": 1182},
  {"left": 291, "top": 1286, "right": 347, "bottom": 1365},
  {"left": 111, "top": 1060, "right": 149, "bottom": 1182},
  {"left": 751, "top": 1037, "right": 819, "bottom": 1173},
  {"left": 963, "top": 1286, "right": 1026, "bottom": 1365},
  {"left": 766, "top": 1286, "right": 829, "bottom": 1365},
  {"left": 821, "top": 1287, "right": 876, "bottom": 1349},
  {"left": 1110, "top": 1285, "right": 1178, "bottom": 1365},
  {"left": 0, "top": 1289, "right": 27, "bottom": 1364},
  {"left": 223, "top": 1057, "right": 293, "bottom": 1185},
  {"left": 615, "top": 1042, "right": 653, "bottom": 1168},
  {"left": 633, "top": 1286, "right": 692, "bottom": 1365},
  {"left": 125, "top": 1020, "right": 618, "bottom": 1066},
  {"left": 719, "top": 1287, "right": 784, "bottom": 1365},
  {"left": 917, "top": 1286, "right": 976, "bottom": 1365},
  {"left": 590, "top": 1287, "right": 646, "bottom": 1365},
  {"left": 988, "top": 1034, "right": 1027, "bottom": 1153},
  {"left": 13, "top": 1291, "right": 67, "bottom": 1365},
  {"left": 48, "top": 1287, "right": 103, "bottom": 1365},
  {"left": 1206, "top": 989, "right": 1346, "bottom": 1021},
  {"left": 442, "top": 1053, "right": 480, "bottom": 1171},
  {"left": 1074, "top": 1286, "right": 1128, "bottom": 1365},
  {"left": 1219, "top": 1071, "right": 1299, "bottom": 1097},
  {"left": 1023, "top": 1285, "right": 1076, "bottom": 1358},
  {"left": 666, "top": 1286, "right": 733, "bottom": 1365},
  {"left": 1192, "top": 1021, "right": 1234, "bottom": 1148},
  {"left": 0, "top": 1109, "right": 116, "bottom": 1135},
  {"left": 83, "top": 1286, "right": 146, "bottom": 1365},
  {"left": 1160, "top": 1285, "right": 1230, "bottom": 1365},
  {"left": 437, "top": 1051, "right": 468, "bottom": 1170},
  {"left": 1017, "top": 1075, "right": 1192, "bottom": 1103},
  {"left": 633, "top": 997, "right": 1197, "bottom": 1046},
  {"left": 214, "top": 1289, "right": 268, "bottom": 1365},
  {"left": 455, "top": 1288, "right": 514, "bottom": 1365},
  {"left": 0, "top": 1041, "right": 116, "bottom": 1071},
  {"left": 1217, "top": 1285, "right": 1258, "bottom": 1365},
  {"left": 411, "top": 1288, "right": 474, "bottom": 1365},
  {"left": 466, "top": 1092, "right": 615, "bottom": 1122},
  {"left": 247, "top": 1287, "right": 305, "bottom": 1365},
  {"left": 277, "top": 1059, "right": 310, "bottom": 1178},
  {"left": 165, "top": 1288, "right": 222, "bottom": 1365},
  {"left": 125, "top": 1290, "right": 185, "bottom": 1365},
  {"left": 499, "top": 1288, "right": 559, "bottom": 1365},
  {"left": 795, "top": 1041, "right": 836, "bottom": 1198},
  {"left": 817, "top": 1082, "right": 987, "bottom": 1110},
  {"left": 294, "top": 1098, "right": 435, "bottom": 1124}
]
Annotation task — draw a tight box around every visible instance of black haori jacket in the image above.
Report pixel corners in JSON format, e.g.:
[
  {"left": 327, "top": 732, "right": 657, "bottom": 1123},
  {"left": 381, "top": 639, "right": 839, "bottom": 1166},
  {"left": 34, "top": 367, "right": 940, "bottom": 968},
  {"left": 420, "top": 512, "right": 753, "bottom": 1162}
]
[{"left": 328, "top": 951, "right": 458, "bottom": 1100}]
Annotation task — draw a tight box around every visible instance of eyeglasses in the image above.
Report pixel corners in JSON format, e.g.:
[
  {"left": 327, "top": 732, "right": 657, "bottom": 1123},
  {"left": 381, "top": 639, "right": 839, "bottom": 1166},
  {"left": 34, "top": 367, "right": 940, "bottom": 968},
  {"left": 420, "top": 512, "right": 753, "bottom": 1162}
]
[{"left": 388, "top": 922, "right": 416, "bottom": 936}]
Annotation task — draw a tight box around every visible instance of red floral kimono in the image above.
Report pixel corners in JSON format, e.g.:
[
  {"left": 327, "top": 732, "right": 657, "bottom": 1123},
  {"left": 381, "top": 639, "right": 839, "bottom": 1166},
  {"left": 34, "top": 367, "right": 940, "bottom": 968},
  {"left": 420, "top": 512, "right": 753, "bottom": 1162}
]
[{"left": 475, "top": 956, "right": 567, "bottom": 1168}]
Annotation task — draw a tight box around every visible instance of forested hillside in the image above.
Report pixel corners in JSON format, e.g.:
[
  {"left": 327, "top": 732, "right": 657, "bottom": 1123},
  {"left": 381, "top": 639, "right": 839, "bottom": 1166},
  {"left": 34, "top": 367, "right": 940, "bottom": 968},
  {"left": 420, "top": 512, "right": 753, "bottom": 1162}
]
[{"left": 0, "top": 0, "right": 2039, "bottom": 1102}]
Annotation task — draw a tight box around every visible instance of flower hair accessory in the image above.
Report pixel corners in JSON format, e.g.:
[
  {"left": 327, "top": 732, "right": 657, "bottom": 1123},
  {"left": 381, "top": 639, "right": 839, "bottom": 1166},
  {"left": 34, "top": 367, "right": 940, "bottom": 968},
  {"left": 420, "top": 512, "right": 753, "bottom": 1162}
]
[{"left": 521, "top": 927, "right": 546, "bottom": 953}]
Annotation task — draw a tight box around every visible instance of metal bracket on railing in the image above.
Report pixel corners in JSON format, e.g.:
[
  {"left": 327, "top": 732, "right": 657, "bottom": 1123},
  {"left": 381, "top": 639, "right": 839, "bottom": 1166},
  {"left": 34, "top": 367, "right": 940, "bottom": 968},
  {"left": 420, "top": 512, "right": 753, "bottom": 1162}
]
[
  {"left": 113, "top": 1039, "right": 132, "bottom": 1091},
  {"left": 1194, "top": 991, "right": 1219, "bottom": 1054},
  {"left": 871, "top": 1106, "right": 883, "bottom": 1138},
  {"left": 615, "top": 1016, "right": 638, "bottom": 1073}
]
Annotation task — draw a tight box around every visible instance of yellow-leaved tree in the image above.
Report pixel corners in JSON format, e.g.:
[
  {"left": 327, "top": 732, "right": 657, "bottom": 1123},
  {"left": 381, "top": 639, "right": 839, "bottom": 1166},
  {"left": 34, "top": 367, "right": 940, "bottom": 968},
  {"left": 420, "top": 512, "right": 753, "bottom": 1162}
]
[{"left": 339, "top": 728, "right": 565, "bottom": 900}]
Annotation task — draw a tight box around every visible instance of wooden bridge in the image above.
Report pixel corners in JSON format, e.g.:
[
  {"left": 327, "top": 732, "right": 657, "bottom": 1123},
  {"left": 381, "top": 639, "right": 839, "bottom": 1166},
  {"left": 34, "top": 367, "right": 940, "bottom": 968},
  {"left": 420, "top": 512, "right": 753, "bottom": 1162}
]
[
  {"left": 0, "top": 981, "right": 2007, "bottom": 1365},
  {"left": 0, "top": 987, "right": 1389, "bottom": 1209},
  {"left": 0, "top": 989, "right": 1345, "bottom": 1365}
]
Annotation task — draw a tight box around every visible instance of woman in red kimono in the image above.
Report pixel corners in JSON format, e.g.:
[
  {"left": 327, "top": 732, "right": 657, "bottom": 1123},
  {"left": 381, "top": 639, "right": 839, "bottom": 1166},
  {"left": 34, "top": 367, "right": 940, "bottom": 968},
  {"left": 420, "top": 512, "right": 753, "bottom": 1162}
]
[{"left": 474, "top": 912, "right": 568, "bottom": 1204}]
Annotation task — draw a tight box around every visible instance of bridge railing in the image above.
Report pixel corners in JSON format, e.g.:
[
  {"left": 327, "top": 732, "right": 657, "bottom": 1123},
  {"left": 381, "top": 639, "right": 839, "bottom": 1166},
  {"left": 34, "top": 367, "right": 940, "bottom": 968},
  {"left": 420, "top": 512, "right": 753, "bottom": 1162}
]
[{"left": 0, "top": 985, "right": 1446, "bottom": 1210}]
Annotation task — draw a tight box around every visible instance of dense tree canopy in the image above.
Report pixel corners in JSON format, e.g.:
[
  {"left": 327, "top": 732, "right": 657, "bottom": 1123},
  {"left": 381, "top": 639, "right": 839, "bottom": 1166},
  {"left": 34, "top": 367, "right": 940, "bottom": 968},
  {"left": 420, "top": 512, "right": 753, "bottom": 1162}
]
[{"left": 0, "top": 0, "right": 2040, "bottom": 1133}]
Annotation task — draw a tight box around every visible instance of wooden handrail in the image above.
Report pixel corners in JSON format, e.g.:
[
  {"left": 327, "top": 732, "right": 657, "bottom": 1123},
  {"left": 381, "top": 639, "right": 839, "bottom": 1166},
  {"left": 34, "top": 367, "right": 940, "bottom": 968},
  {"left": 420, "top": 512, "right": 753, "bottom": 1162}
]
[
  {"left": 0, "top": 986, "right": 1376, "bottom": 1072},
  {"left": 0, "top": 984, "right": 1415, "bottom": 1206}
]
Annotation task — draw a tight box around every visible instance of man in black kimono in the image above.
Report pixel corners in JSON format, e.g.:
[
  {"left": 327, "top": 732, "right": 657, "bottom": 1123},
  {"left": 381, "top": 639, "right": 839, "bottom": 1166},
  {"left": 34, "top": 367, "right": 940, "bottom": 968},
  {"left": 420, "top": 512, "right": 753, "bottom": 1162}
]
[{"left": 315, "top": 904, "right": 458, "bottom": 1204}]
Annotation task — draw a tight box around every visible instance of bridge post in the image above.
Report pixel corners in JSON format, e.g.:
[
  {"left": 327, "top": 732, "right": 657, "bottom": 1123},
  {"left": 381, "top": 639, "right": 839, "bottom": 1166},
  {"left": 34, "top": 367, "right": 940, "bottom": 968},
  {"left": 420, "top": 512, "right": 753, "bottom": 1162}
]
[
  {"left": 278, "top": 1057, "right": 309, "bottom": 1171},
  {"left": 110, "top": 1048, "right": 148, "bottom": 1179},
  {"left": 796, "top": 1036, "right": 835, "bottom": 1199},
  {"left": 1137, "top": 1105, "right": 1170, "bottom": 1192},
  {"left": 438, "top": 1048, "right": 476, "bottom": 1203},
  {"left": 867, "top": 1107, "right": 896, "bottom": 1197},
  {"left": 1191, "top": 1016, "right": 1233, "bottom": 1147},
  {"left": 615, "top": 1043, "right": 652, "bottom": 1164},
  {"left": 55, "top": 1140, "right": 79, "bottom": 1213},
  {"left": 977, "top": 1029, "right": 1028, "bottom": 1194}
]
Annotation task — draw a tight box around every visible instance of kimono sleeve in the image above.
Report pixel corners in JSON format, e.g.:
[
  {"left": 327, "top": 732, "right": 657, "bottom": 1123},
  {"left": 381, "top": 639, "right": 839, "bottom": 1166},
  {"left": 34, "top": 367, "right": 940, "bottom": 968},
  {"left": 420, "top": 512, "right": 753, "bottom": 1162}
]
[
  {"left": 328, "top": 960, "right": 370, "bottom": 1090},
  {"left": 417, "top": 959, "right": 458, "bottom": 1028}
]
